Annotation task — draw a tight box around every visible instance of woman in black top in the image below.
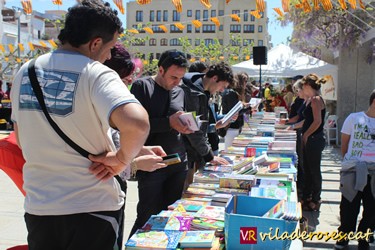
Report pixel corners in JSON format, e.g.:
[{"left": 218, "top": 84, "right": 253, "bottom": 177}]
[{"left": 301, "top": 74, "right": 327, "bottom": 211}]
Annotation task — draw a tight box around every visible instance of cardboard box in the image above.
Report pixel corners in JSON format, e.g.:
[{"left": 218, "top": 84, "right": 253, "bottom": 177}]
[{"left": 225, "top": 196, "right": 297, "bottom": 250}]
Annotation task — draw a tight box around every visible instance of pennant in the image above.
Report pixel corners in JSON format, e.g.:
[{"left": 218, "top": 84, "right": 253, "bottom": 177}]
[
  {"left": 256, "top": 0, "right": 266, "bottom": 12},
  {"left": 348, "top": 0, "right": 356, "bottom": 9},
  {"left": 21, "top": 0, "right": 33, "bottom": 15},
  {"left": 39, "top": 41, "right": 47, "bottom": 48},
  {"left": 171, "top": 0, "right": 183, "bottom": 13},
  {"left": 16, "top": 58, "right": 21, "bottom": 63},
  {"left": 174, "top": 22, "right": 185, "bottom": 31},
  {"left": 128, "top": 29, "right": 139, "bottom": 34},
  {"left": 52, "top": 0, "right": 63, "bottom": 5},
  {"left": 143, "top": 60, "right": 148, "bottom": 65},
  {"left": 158, "top": 25, "right": 168, "bottom": 33},
  {"left": 250, "top": 10, "right": 261, "bottom": 19},
  {"left": 0, "top": 44, "right": 4, "bottom": 53},
  {"left": 232, "top": 55, "right": 238, "bottom": 60},
  {"left": 359, "top": 0, "right": 365, "bottom": 9},
  {"left": 245, "top": 55, "right": 250, "bottom": 60},
  {"left": 282, "top": 0, "right": 290, "bottom": 12},
  {"left": 5, "top": 57, "right": 9, "bottom": 62},
  {"left": 28, "top": 42, "right": 35, "bottom": 51},
  {"left": 313, "top": 0, "right": 320, "bottom": 10},
  {"left": 210, "top": 17, "right": 220, "bottom": 27},
  {"left": 143, "top": 27, "right": 154, "bottom": 34},
  {"left": 321, "top": 0, "right": 333, "bottom": 10},
  {"left": 113, "top": 0, "right": 125, "bottom": 14},
  {"left": 200, "top": 0, "right": 212, "bottom": 9},
  {"left": 230, "top": 14, "right": 240, "bottom": 22},
  {"left": 48, "top": 39, "right": 58, "bottom": 48},
  {"left": 200, "top": 58, "right": 206, "bottom": 62},
  {"left": 273, "top": 8, "right": 284, "bottom": 17},
  {"left": 338, "top": 0, "right": 347, "bottom": 9},
  {"left": 226, "top": 0, "right": 231, "bottom": 3},
  {"left": 18, "top": 43, "right": 24, "bottom": 52},
  {"left": 302, "top": 0, "right": 312, "bottom": 12},
  {"left": 192, "top": 20, "right": 202, "bottom": 28},
  {"left": 136, "top": 0, "right": 152, "bottom": 4},
  {"left": 8, "top": 44, "right": 14, "bottom": 53}
]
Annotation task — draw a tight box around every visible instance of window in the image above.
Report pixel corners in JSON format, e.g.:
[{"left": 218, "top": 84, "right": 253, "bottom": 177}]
[
  {"left": 187, "top": 24, "right": 192, "bottom": 33},
  {"left": 195, "top": 27, "right": 200, "bottom": 33},
  {"left": 232, "top": 10, "right": 240, "bottom": 17},
  {"left": 187, "top": 10, "right": 192, "bottom": 17},
  {"left": 173, "top": 10, "right": 180, "bottom": 21},
  {"left": 132, "top": 38, "right": 145, "bottom": 46},
  {"left": 160, "top": 38, "right": 168, "bottom": 46},
  {"left": 187, "top": 39, "right": 192, "bottom": 45},
  {"left": 258, "top": 40, "right": 264, "bottom": 46},
  {"left": 203, "top": 10, "right": 208, "bottom": 21},
  {"left": 244, "top": 10, "right": 248, "bottom": 21},
  {"left": 219, "top": 10, "right": 224, "bottom": 16},
  {"left": 243, "top": 24, "right": 255, "bottom": 33},
  {"left": 211, "top": 10, "right": 216, "bottom": 17},
  {"left": 195, "top": 39, "right": 200, "bottom": 46},
  {"left": 230, "top": 24, "right": 241, "bottom": 33},
  {"left": 171, "top": 25, "right": 183, "bottom": 33},
  {"left": 219, "top": 39, "right": 223, "bottom": 45},
  {"left": 219, "top": 25, "right": 223, "bottom": 31},
  {"left": 150, "top": 10, "right": 154, "bottom": 22},
  {"left": 204, "top": 39, "right": 214, "bottom": 47},
  {"left": 203, "top": 24, "right": 215, "bottom": 33},
  {"left": 195, "top": 10, "right": 200, "bottom": 19},
  {"left": 152, "top": 25, "right": 163, "bottom": 33},
  {"left": 250, "top": 10, "right": 255, "bottom": 21},
  {"left": 136, "top": 11, "right": 143, "bottom": 22},
  {"left": 258, "top": 25, "right": 263, "bottom": 33},
  {"left": 243, "top": 39, "right": 253, "bottom": 46},
  {"left": 163, "top": 10, "right": 168, "bottom": 21},
  {"left": 157, "top": 10, "right": 161, "bottom": 21},
  {"left": 149, "top": 38, "right": 156, "bottom": 46},
  {"left": 170, "top": 38, "right": 181, "bottom": 46},
  {"left": 231, "top": 39, "right": 241, "bottom": 46}
]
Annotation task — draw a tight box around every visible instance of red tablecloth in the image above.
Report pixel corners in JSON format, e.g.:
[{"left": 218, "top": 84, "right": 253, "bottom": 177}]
[{"left": 0, "top": 132, "right": 26, "bottom": 196}]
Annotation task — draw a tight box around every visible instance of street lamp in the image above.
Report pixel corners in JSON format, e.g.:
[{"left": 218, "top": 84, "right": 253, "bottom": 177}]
[{"left": 14, "top": 9, "right": 22, "bottom": 58}]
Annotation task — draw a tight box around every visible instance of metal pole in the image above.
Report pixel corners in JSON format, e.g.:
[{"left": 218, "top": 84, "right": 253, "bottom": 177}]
[{"left": 17, "top": 13, "right": 20, "bottom": 58}]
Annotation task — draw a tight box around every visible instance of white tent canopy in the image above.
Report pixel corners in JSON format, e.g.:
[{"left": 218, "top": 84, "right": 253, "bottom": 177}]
[{"left": 232, "top": 44, "right": 338, "bottom": 100}]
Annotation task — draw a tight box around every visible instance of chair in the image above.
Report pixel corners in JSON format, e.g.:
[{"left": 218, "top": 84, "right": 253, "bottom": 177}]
[{"left": 324, "top": 115, "right": 339, "bottom": 146}]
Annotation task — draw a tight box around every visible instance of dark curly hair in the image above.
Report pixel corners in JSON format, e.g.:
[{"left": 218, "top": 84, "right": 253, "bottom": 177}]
[
  {"left": 188, "top": 61, "right": 208, "bottom": 73},
  {"left": 205, "top": 62, "right": 234, "bottom": 84},
  {"left": 58, "top": 0, "right": 123, "bottom": 48},
  {"left": 104, "top": 43, "right": 134, "bottom": 79},
  {"left": 158, "top": 49, "right": 188, "bottom": 71}
]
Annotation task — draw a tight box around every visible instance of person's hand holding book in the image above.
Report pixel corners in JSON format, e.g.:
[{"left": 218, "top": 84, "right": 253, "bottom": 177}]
[
  {"left": 169, "top": 111, "right": 194, "bottom": 134},
  {"left": 210, "top": 156, "right": 230, "bottom": 165}
]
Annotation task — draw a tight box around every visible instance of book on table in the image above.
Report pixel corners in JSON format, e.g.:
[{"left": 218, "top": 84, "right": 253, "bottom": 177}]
[
  {"left": 125, "top": 230, "right": 183, "bottom": 249},
  {"left": 179, "top": 230, "right": 216, "bottom": 248}
]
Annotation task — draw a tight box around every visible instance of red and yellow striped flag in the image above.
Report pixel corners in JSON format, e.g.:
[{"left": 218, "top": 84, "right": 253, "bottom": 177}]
[
  {"left": 359, "top": 0, "right": 365, "bottom": 9},
  {"left": 200, "top": 0, "right": 212, "bottom": 9},
  {"left": 39, "top": 41, "right": 47, "bottom": 48},
  {"left": 158, "top": 25, "right": 168, "bottom": 33},
  {"left": 230, "top": 14, "right": 240, "bottom": 22},
  {"left": 273, "top": 8, "right": 284, "bottom": 17},
  {"left": 28, "top": 42, "right": 35, "bottom": 51},
  {"left": 48, "top": 39, "right": 58, "bottom": 48},
  {"left": 0, "top": 44, "right": 5, "bottom": 53},
  {"left": 18, "top": 43, "right": 24, "bottom": 52},
  {"left": 128, "top": 29, "right": 139, "bottom": 34},
  {"left": 321, "top": 0, "right": 333, "bottom": 10},
  {"left": 282, "top": 0, "right": 289, "bottom": 12},
  {"left": 302, "top": 0, "right": 312, "bottom": 13},
  {"left": 174, "top": 22, "right": 185, "bottom": 31},
  {"left": 8, "top": 44, "right": 14, "bottom": 53},
  {"left": 172, "top": 0, "right": 183, "bottom": 13},
  {"left": 250, "top": 10, "right": 261, "bottom": 19},
  {"left": 52, "top": 0, "right": 62, "bottom": 5},
  {"left": 210, "top": 17, "right": 220, "bottom": 27},
  {"left": 338, "top": 0, "right": 347, "bottom": 9},
  {"left": 192, "top": 20, "right": 202, "bottom": 28},
  {"left": 136, "top": 0, "right": 152, "bottom": 4},
  {"left": 256, "top": 0, "right": 266, "bottom": 12},
  {"left": 313, "top": 0, "right": 320, "bottom": 10},
  {"left": 143, "top": 27, "right": 154, "bottom": 34},
  {"left": 113, "top": 0, "right": 124, "bottom": 14},
  {"left": 21, "top": 0, "right": 33, "bottom": 15}
]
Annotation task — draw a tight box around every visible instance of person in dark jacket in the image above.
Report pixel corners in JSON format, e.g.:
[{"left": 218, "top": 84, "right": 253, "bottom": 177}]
[
  {"left": 181, "top": 62, "right": 234, "bottom": 187},
  {"left": 129, "top": 49, "right": 193, "bottom": 237}
]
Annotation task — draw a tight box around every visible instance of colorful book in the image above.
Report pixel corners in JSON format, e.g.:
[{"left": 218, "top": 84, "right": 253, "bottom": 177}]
[
  {"left": 141, "top": 215, "right": 169, "bottom": 231},
  {"left": 262, "top": 200, "right": 285, "bottom": 218},
  {"left": 219, "top": 175, "right": 256, "bottom": 190},
  {"left": 195, "top": 205, "right": 225, "bottom": 221},
  {"left": 191, "top": 217, "right": 225, "bottom": 230},
  {"left": 125, "top": 230, "right": 183, "bottom": 249},
  {"left": 164, "top": 215, "right": 194, "bottom": 231},
  {"left": 168, "top": 199, "right": 210, "bottom": 212},
  {"left": 215, "top": 187, "right": 249, "bottom": 195},
  {"left": 179, "top": 230, "right": 216, "bottom": 248},
  {"left": 189, "top": 183, "right": 220, "bottom": 190},
  {"left": 185, "top": 187, "right": 216, "bottom": 197},
  {"left": 203, "top": 165, "right": 233, "bottom": 173}
]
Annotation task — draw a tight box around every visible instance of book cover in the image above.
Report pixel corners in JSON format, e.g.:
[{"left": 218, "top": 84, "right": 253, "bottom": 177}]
[
  {"left": 221, "top": 101, "right": 244, "bottom": 124},
  {"left": 164, "top": 215, "right": 194, "bottom": 231},
  {"left": 125, "top": 230, "right": 183, "bottom": 249},
  {"left": 168, "top": 199, "right": 210, "bottom": 212},
  {"left": 262, "top": 200, "right": 285, "bottom": 218},
  {"left": 189, "top": 182, "right": 220, "bottom": 190},
  {"left": 219, "top": 175, "right": 256, "bottom": 190},
  {"left": 195, "top": 205, "right": 225, "bottom": 221},
  {"left": 178, "top": 112, "right": 199, "bottom": 131},
  {"left": 179, "top": 230, "right": 216, "bottom": 248},
  {"left": 203, "top": 165, "right": 233, "bottom": 173},
  {"left": 191, "top": 217, "right": 225, "bottom": 230},
  {"left": 185, "top": 187, "right": 216, "bottom": 197},
  {"left": 141, "top": 215, "right": 169, "bottom": 231}
]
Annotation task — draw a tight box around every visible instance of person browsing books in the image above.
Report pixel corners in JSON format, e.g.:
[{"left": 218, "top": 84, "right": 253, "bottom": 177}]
[
  {"left": 10, "top": 1, "right": 151, "bottom": 249},
  {"left": 129, "top": 49, "right": 193, "bottom": 238},
  {"left": 180, "top": 62, "right": 234, "bottom": 188}
]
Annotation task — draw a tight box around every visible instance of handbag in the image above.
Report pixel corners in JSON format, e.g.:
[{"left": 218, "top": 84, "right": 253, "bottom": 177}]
[
  {"left": 217, "top": 124, "right": 230, "bottom": 137},
  {"left": 27, "top": 59, "right": 126, "bottom": 191}
]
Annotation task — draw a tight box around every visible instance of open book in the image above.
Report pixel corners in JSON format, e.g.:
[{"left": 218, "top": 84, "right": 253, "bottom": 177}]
[
  {"left": 179, "top": 112, "right": 207, "bottom": 131},
  {"left": 221, "top": 101, "right": 243, "bottom": 124}
]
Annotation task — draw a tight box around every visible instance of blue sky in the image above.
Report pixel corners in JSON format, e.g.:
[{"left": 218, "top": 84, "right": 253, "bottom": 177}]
[{"left": 5, "top": 0, "right": 292, "bottom": 46}]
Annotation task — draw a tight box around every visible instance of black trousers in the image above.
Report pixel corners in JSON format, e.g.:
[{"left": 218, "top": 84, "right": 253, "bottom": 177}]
[
  {"left": 296, "top": 129, "right": 304, "bottom": 192},
  {"left": 129, "top": 163, "right": 187, "bottom": 238},
  {"left": 25, "top": 206, "right": 125, "bottom": 250},
  {"left": 338, "top": 176, "right": 375, "bottom": 241},
  {"left": 302, "top": 132, "right": 325, "bottom": 202}
]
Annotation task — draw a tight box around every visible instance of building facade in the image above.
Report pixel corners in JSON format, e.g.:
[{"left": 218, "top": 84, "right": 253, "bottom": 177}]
[{"left": 126, "top": 0, "right": 270, "bottom": 60}]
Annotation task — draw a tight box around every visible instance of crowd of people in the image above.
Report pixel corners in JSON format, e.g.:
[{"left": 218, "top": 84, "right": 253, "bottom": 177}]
[{"left": 3, "top": 0, "right": 374, "bottom": 249}]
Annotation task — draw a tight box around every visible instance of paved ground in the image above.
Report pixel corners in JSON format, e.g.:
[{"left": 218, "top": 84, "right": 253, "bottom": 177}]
[{"left": 0, "top": 145, "right": 374, "bottom": 250}]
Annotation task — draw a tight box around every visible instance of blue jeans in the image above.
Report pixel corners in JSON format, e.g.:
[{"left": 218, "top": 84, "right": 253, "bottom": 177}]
[{"left": 129, "top": 163, "right": 187, "bottom": 238}]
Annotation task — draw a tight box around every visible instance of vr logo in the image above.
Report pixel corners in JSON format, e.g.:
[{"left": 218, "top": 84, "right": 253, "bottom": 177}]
[{"left": 240, "top": 227, "right": 257, "bottom": 244}]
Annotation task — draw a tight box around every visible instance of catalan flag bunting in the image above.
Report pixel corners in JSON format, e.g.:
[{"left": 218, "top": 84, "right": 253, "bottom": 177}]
[
  {"left": 8, "top": 44, "right": 14, "bottom": 53},
  {"left": 226, "top": 0, "right": 231, "bottom": 4},
  {"left": 359, "top": 0, "right": 365, "bottom": 9},
  {"left": 321, "top": 0, "right": 333, "bottom": 10},
  {"left": 28, "top": 42, "right": 35, "bottom": 51},
  {"left": 302, "top": 0, "right": 312, "bottom": 13},
  {"left": 0, "top": 44, "right": 4, "bottom": 53},
  {"left": 348, "top": 0, "right": 356, "bottom": 9},
  {"left": 159, "top": 25, "right": 168, "bottom": 33},
  {"left": 338, "top": 0, "right": 347, "bottom": 9},
  {"left": 113, "top": 0, "right": 125, "bottom": 14},
  {"left": 250, "top": 10, "right": 261, "bottom": 19},
  {"left": 143, "top": 27, "right": 154, "bottom": 34},
  {"left": 39, "top": 41, "right": 47, "bottom": 48},
  {"left": 313, "top": 0, "right": 320, "bottom": 10},
  {"left": 136, "top": 0, "right": 152, "bottom": 4},
  {"left": 230, "top": 14, "right": 240, "bottom": 22},
  {"left": 16, "top": 58, "right": 22, "bottom": 63},
  {"left": 256, "top": 0, "right": 266, "bottom": 12},
  {"left": 282, "top": 0, "right": 290, "bottom": 12},
  {"left": 52, "top": 0, "right": 63, "bottom": 5},
  {"left": 192, "top": 20, "right": 202, "bottom": 28},
  {"left": 210, "top": 17, "right": 220, "bottom": 27},
  {"left": 200, "top": 0, "right": 212, "bottom": 9},
  {"left": 273, "top": 8, "right": 284, "bottom": 17},
  {"left": 21, "top": 0, "right": 33, "bottom": 15},
  {"left": 18, "top": 43, "right": 25, "bottom": 52},
  {"left": 174, "top": 22, "right": 185, "bottom": 31},
  {"left": 48, "top": 39, "right": 58, "bottom": 48},
  {"left": 128, "top": 29, "right": 139, "bottom": 34},
  {"left": 172, "top": 0, "right": 183, "bottom": 13}
]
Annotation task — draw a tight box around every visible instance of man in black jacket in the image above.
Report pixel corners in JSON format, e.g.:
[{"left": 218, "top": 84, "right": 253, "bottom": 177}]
[
  {"left": 129, "top": 50, "right": 192, "bottom": 237},
  {"left": 181, "top": 62, "right": 234, "bottom": 187}
]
